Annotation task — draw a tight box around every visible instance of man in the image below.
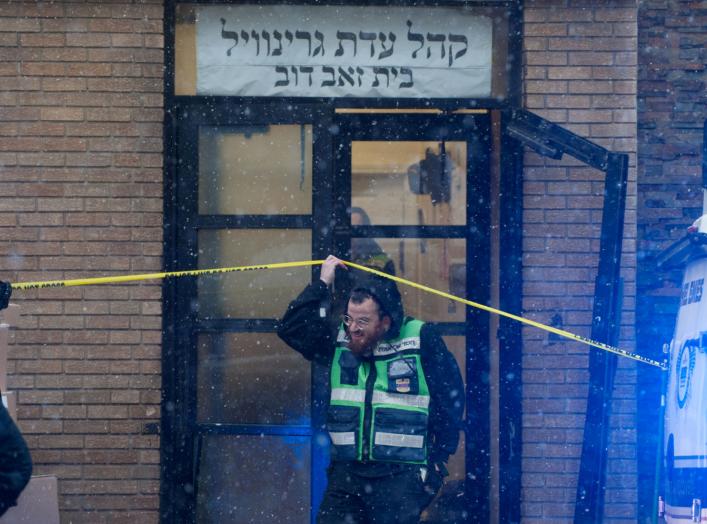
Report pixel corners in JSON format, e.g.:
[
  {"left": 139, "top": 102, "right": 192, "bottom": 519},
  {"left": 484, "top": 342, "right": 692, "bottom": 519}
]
[
  {"left": 350, "top": 207, "right": 396, "bottom": 276},
  {"left": 278, "top": 255, "right": 464, "bottom": 524},
  {"left": 0, "top": 281, "right": 32, "bottom": 517}
]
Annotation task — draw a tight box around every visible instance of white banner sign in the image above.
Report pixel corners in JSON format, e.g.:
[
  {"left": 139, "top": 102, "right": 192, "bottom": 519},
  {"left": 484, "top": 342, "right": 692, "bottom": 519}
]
[{"left": 196, "top": 5, "right": 492, "bottom": 98}]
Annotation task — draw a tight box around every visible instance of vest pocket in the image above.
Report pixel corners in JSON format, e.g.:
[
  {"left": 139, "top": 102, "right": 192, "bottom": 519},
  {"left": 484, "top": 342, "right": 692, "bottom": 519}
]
[
  {"left": 327, "top": 405, "right": 360, "bottom": 460},
  {"left": 386, "top": 357, "right": 419, "bottom": 394},
  {"left": 338, "top": 351, "right": 361, "bottom": 385},
  {"left": 371, "top": 408, "right": 427, "bottom": 463}
]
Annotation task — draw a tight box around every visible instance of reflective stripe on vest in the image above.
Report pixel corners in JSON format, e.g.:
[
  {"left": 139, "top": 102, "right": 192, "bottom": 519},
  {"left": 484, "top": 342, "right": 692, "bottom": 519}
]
[
  {"left": 332, "top": 388, "right": 429, "bottom": 409},
  {"left": 327, "top": 318, "right": 430, "bottom": 464},
  {"left": 330, "top": 432, "right": 356, "bottom": 446},
  {"left": 371, "top": 390, "right": 430, "bottom": 410},
  {"left": 331, "top": 388, "right": 366, "bottom": 403},
  {"left": 374, "top": 431, "right": 425, "bottom": 449}
]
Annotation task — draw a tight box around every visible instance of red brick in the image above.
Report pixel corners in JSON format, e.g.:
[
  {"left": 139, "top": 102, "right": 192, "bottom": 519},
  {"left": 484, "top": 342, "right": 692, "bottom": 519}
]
[
  {"left": 568, "top": 23, "right": 613, "bottom": 37},
  {"left": 548, "top": 66, "right": 593, "bottom": 80},
  {"left": 19, "top": 33, "right": 66, "bottom": 47},
  {"left": 526, "top": 80, "right": 568, "bottom": 94},
  {"left": 111, "top": 34, "right": 145, "bottom": 47},
  {"left": 40, "top": 107, "right": 84, "bottom": 121},
  {"left": 21, "top": 62, "right": 65, "bottom": 76},
  {"left": 524, "top": 23, "right": 568, "bottom": 37},
  {"left": 0, "top": 17, "right": 41, "bottom": 31},
  {"left": 568, "top": 51, "right": 614, "bottom": 66},
  {"left": 41, "top": 47, "right": 88, "bottom": 61},
  {"left": 594, "top": 8, "right": 637, "bottom": 22},
  {"left": 65, "top": 33, "right": 111, "bottom": 47}
]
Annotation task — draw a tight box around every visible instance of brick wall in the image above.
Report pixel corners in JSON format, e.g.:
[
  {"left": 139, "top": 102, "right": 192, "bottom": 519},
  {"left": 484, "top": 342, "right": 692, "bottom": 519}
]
[
  {"left": 636, "top": 1, "right": 707, "bottom": 521},
  {"left": 0, "top": 2, "right": 163, "bottom": 522},
  {"left": 522, "top": 1, "right": 638, "bottom": 521}
]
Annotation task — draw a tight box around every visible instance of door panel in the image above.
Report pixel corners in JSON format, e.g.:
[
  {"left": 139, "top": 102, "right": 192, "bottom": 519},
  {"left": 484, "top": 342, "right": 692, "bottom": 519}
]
[
  {"left": 374, "top": 237, "right": 467, "bottom": 323},
  {"left": 170, "top": 102, "right": 327, "bottom": 524},
  {"left": 334, "top": 112, "right": 491, "bottom": 524},
  {"left": 197, "top": 228, "right": 312, "bottom": 319},
  {"left": 198, "top": 124, "right": 313, "bottom": 215},
  {"left": 170, "top": 107, "right": 490, "bottom": 524},
  {"left": 196, "top": 433, "right": 311, "bottom": 524},
  {"left": 197, "top": 332, "right": 311, "bottom": 425},
  {"left": 351, "top": 140, "right": 467, "bottom": 226}
]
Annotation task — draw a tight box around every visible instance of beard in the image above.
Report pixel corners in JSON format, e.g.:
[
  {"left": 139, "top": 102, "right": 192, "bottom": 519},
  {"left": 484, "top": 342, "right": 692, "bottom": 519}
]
[{"left": 346, "top": 329, "right": 378, "bottom": 357}]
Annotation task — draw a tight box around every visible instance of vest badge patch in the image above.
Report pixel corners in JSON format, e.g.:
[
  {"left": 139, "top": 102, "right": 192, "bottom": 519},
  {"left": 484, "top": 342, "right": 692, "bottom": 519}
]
[{"left": 395, "top": 378, "right": 411, "bottom": 393}]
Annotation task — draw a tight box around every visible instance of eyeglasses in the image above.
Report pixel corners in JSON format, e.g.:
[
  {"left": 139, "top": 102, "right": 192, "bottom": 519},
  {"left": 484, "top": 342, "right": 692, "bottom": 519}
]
[{"left": 342, "top": 314, "right": 372, "bottom": 328}]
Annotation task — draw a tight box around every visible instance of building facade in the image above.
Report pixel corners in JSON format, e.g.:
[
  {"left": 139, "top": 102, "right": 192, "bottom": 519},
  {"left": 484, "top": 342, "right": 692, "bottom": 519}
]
[{"left": 0, "top": 0, "right": 702, "bottom": 522}]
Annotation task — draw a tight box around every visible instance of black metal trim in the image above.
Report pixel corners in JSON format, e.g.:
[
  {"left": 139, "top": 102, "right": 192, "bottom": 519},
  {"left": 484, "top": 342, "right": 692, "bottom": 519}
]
[
  {"left": 463, "top": 113, "right": 492, "bottom": 524},
  {"left": 174, "top": 94, "right": 510, "bottom": 111},
  {"left": 498, "top": 109, "right": 523, "bottom": 524},
  {"left": 196, "top": 317, "right": 468, "bottom": 335},
  {"left": 507, "top": 109, "right": 610, "bottom": 171},
  {"left": 196, "top": 215, "right": 314, "bottom": 229},
  {"left": 350, "top": 226, "right": 469, "bottom": 238},
  {"left": 333, "top": 112, "right": 483, "bottom": 140},
  {"left": 175, "top": 107, "right": 202, "bottom": 523},
  {"left": 198, "top": 424, "right": 314, "bottom": 436},
  {"left": 505, "top": 3, "right": 523, "bottom": 107},
  {"left": 574, "top": 153, "right": 629, "bottom": 523},
  {"left": 162, "top": 5, "right": 196, "bottom": 519},
  {"left": 196, "top": 319, "right": 281, "bottom": 331}
]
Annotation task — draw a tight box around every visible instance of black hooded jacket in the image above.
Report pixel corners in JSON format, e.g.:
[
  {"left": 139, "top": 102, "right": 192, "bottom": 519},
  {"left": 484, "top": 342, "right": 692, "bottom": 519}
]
[
  {"left": 0, "top": 282, "right": 32, "bottom": 516},
  {"left": 277, "top": 279, "right": 465, "bottom": 467},
  {"left": 0, "top": 399, "right": 32, "bottom": 516}
]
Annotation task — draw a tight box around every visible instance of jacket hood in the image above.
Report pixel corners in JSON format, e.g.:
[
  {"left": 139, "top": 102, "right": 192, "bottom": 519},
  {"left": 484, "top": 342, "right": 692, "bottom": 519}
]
[{"left": 349, "top": 271, "right": 404, "bottom": 338}]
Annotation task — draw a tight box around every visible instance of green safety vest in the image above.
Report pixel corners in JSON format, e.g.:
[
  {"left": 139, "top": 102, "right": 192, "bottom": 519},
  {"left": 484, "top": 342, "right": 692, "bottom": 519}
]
[{"left": 327, "top": 318, "right": 430, "bottom": 464}]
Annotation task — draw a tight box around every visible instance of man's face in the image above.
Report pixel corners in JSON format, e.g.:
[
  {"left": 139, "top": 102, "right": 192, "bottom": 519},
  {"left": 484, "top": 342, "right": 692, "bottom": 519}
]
[
  {"left": 351, "top": 212, "right": 364, "bottom": 226},
  {"left": 344, "top": 297, "right": 391, "bottom": 357}
]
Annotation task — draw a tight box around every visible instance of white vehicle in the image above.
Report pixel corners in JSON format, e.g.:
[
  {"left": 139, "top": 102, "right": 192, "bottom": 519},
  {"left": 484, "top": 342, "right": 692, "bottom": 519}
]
[{"left": 659, "top": 214, "right": 707, "bottom": 522}]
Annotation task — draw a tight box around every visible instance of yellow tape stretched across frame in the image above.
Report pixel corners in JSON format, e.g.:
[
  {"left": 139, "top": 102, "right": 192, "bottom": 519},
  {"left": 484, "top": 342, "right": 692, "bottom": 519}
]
[{"left": 10, "top": 259, "right": 666, "bottom": 369}]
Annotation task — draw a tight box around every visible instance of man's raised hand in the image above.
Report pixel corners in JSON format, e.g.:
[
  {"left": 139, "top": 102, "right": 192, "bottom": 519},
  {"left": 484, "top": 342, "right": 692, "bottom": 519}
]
[{"left": 320, "top": 255, "right": 347, "bottom": 286}]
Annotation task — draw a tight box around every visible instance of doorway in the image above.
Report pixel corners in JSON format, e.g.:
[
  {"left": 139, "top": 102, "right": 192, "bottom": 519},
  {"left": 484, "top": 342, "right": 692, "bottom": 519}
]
[
  {"left": 332, "top": 111, "right": 493, "bottom": 523},
  {"left": 162, "top": 103, "right": 498, "bottom": 523}
]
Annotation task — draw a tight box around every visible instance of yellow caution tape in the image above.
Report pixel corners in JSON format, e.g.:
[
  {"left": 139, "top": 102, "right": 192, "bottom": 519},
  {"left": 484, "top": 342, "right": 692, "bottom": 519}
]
[
  {"left": 342, "top": 260, "right": 666, "bottom": 370},
  {"left": 10, "top": 260, "right": 326, "bottom": 290},
  {"left": 10, "top": 259, "right": 665, "bottom": 369}
]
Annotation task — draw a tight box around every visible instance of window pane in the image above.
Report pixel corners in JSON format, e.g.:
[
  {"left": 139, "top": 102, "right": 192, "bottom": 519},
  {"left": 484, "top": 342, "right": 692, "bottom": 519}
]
[
  {"left": 197, "top": 333, "right": 310, "bottom": 425},
  {"left": 351, "top": 141, "right": 466, "bottom": 226},
  {"left": 196, "top": 434, "right": 310, "bottom": 524},
  {"left": 369, "top": 238, "right": 466, "bottom": 323},
  {"left": 175, "top": 4, "right": 196, "bottom": 96},
  {"left": 198, "top": 229, "right": 312, "bottom": 319},
  {"left": 199, "top": 125, "right": 313, "bottom": 215}
]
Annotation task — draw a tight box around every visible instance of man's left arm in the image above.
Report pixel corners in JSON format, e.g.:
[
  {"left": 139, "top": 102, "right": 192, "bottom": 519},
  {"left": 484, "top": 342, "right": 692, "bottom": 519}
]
[{"left": 420, "top": 323, "right": 465, "bottom": 468}]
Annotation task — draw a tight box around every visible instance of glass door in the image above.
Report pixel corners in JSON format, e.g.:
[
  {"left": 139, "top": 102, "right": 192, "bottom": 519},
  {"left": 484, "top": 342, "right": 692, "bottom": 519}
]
[
  {"left": 166, "top": 106, "right": 492, "bottom": 523},
  {"left": 166, "top": 101, "right": 332, "bottom": 524},
  {"left": 332, "top": 112, "right": 492, "bottom": 523}
]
